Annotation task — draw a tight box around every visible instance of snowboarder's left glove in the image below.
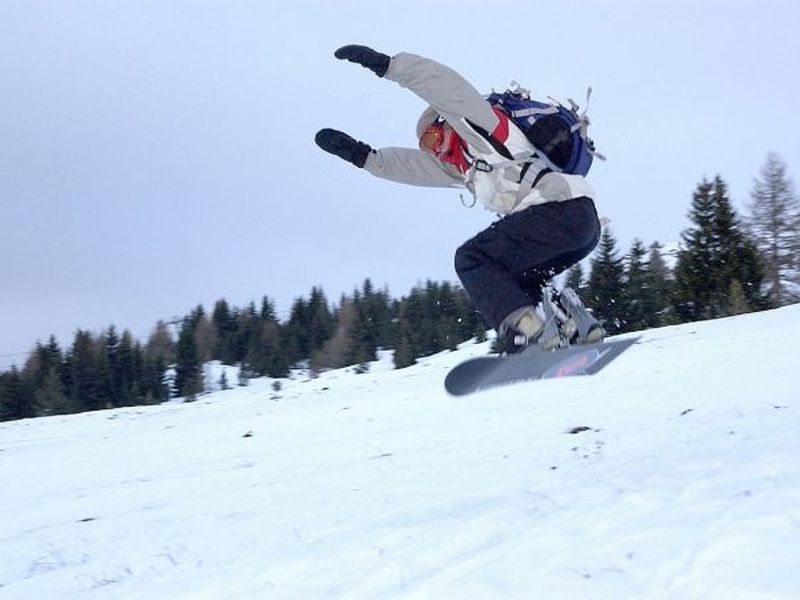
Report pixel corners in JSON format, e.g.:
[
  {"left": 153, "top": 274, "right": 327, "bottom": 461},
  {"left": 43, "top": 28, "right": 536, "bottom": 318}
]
[
  {"left": 334, "top": 45, "right": 390, "bottom": 78},
  {"left": 315, "top": 128, "right": 373, "bottom": 168}
]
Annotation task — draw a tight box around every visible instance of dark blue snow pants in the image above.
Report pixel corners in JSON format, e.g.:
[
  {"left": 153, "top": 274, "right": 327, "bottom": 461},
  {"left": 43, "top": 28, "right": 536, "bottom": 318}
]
[{"left": 454, "top": 196, "right": 600, "bottom": 330}]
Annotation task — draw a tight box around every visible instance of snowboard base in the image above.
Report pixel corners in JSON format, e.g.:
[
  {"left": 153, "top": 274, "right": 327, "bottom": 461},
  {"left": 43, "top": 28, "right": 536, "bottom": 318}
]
[{"left": 445, "top": 337, "right": 639, "bottom": 396}]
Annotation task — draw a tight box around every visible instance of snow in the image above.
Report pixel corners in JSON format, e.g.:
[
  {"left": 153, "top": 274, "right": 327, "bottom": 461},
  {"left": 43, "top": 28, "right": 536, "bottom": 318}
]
[
  {"left": 1, "top": 306, "right": 799, "bottom": 599},
  {"left": 202, "top": 360, "right": 240, "bottom": 393}
]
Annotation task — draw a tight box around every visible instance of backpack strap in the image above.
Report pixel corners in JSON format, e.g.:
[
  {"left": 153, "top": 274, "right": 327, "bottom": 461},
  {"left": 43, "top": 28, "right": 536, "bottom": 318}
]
[
  {"left": 464, "top": 118, "right": 515, "bottom": 161},
  {"left": 514, "top": 162, "right": 552, "bottom": 208},
  {"left": 509, "top": 104, "right": 560, "bottom": 119},
  {"left": 572, "top": 87, "right": 606, "bottom": 162},
  {"left": 462, "top": 151, "right": 553, "bottom": 212}
]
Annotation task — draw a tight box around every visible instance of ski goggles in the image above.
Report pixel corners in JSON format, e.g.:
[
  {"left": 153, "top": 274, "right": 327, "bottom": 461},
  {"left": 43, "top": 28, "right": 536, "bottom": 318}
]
[
  {"left": 419, "top": 121, "right": 449, "bottom": 156},
  {"left": 420, "top": 120, "right": 469, "bottom": 173}
]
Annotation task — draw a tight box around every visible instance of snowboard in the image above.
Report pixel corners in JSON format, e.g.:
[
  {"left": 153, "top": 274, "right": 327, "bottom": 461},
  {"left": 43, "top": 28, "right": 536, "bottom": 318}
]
[{"left": 444, "top": 337, "right": 640, "bottom": 396}]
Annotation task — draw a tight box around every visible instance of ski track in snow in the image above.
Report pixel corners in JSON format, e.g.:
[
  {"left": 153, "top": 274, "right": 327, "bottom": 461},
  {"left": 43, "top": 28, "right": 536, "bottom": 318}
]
[{"left": 1, "top": 307, "right": 799, "bottom": 599}]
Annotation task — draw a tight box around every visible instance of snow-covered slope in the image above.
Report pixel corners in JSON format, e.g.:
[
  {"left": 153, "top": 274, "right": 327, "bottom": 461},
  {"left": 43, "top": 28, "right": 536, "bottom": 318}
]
[{"left": 1, "top": 307, "right": 799, "bottom": 599}]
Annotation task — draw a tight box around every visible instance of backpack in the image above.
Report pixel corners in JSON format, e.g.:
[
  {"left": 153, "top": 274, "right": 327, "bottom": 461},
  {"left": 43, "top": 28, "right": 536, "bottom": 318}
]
[{"left": 486, "top": 84, "right": 602, "bottom": 176}]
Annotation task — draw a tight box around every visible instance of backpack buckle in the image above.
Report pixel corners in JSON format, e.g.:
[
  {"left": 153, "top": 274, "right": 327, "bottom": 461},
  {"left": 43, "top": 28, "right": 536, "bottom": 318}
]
[{"left": 474, "top": 159, "right": 493, "bottom": 173}]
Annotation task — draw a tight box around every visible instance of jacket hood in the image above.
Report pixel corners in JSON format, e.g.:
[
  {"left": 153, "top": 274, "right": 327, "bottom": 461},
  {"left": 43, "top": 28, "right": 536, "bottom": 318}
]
[{"left": 415, "top": 106, "right": 440, "bottom": 140}]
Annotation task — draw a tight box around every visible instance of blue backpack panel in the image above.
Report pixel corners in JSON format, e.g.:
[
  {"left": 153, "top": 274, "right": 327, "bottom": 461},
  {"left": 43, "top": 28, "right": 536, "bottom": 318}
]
[{"left": 487, "top": 88, "right": 598, "bottom": 176}]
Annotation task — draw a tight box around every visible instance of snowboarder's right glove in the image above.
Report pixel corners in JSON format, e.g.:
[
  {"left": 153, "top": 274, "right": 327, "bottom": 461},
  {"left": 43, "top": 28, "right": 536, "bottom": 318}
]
[
  {"left": 334, "top": 45, "right": 391, "bottom": 78},
  {"left": 315, "top": 128, "right": 373, "bottom": 168}
]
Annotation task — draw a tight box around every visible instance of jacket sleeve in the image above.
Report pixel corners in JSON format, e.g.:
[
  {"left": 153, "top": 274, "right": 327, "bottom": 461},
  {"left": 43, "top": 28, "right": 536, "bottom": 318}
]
[
  {"left": 383, "top": 52, "right": 499, "bottom": 134},
  {"left": 364, "top": 147, "right": 464, "bottom": 188}
]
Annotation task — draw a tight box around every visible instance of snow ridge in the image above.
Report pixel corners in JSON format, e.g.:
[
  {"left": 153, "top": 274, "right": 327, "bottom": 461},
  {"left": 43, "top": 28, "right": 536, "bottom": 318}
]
[{"left": 1, "top": 306, "right": 799, "bottom": 599}]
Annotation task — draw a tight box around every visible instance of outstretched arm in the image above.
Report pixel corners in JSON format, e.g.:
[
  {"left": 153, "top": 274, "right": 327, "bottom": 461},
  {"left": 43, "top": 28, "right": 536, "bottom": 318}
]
[
  {"left": 315, "top": 128, "right": 462, "bottom": 188},
  {"left": 335, "top": 45, "right": 499, "bottom": 134},
  {"left": 364, "top": 147, "right": 463, "bottom": 188},
  {"left": 383, "top": 52, "right": 499, "bottom": 133}
]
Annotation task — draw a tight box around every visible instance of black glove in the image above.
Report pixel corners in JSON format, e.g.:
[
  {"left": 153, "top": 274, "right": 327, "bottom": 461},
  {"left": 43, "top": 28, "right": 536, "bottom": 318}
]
[
  {"left": 334, "top": 45, "right": 390, "bottom": 78},
  {"left": 315, "top": 128, "right": 373, "bottom": 168}
]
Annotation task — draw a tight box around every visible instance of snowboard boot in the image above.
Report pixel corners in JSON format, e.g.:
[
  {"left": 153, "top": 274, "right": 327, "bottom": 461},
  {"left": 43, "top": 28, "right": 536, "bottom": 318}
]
[
  {"left": 499, "top": 306, "right": 560, "bottom": 354},
  {"left": 557, "top": 287, "right": 605, "bottom": 344}
]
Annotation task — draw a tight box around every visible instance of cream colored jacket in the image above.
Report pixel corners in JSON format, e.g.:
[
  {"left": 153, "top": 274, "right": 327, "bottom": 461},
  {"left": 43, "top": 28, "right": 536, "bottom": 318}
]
[{"left": 363, "top": 52, "right": 594, "bottom": 215}]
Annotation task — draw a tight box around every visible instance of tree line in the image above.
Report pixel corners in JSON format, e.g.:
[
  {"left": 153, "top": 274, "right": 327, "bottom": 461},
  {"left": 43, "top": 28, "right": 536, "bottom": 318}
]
[
  {"left": 0, "top": 327, "right": 172, "bottom": 421},
  {"left": 1, "top": 154, "right": 798, "bottom": 421},
  {"left": 0, "top": 280, "right": 486, "bottom": 420}
]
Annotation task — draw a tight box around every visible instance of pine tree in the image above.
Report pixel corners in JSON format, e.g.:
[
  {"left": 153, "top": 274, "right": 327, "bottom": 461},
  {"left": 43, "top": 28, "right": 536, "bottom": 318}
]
[
  {"left": 104, "top": 326, "right": 121, "bottom": 407},
  {"left": 674, "top": 178, "right": 716, "bottom": 321},
  {"left": 259, "top": 296, "right": 278, "bottom": 323},
  {"left": 307, "top": 287, "right": 334, "bottom": 354},
  {"left": 420, "top": 282, "right": 443, "bottom": 355},
  {"left": 393, "top": 332, "right": 416, "bottom": 369},
  {"left": 623, "top": 239, "right": 652, "bottom": 332},
  {"left": 586, "top": 229, "right": 627, "bottom": 334},
  {"left": 34, "top": 367, "right": 71, "bottom": 416},
  {"left": 395, "top": 288, "right": 425, "bottom": 366},
  {"left": 357, "top": 279, "right": 393, "bottom": 357},
  {"left": 212, "top": 299, "right": 236, "bottom": 363},
  {"left": 175, "top": 317, "right": 202, "bottom": 399},
  {"left": 92, "top": 334, "right": 113, "bottom": 410},
  {"left": 244, "top": 320, "right": 289, "bottom": 378},
  {"left": 283, "top": 298, "right": 306, "bottom": 365},
  {"left": 65, "top": 330, "right": 104, "bottom": 412},
  {"left": 647, "top": 242, "right": 673, "bottom": 323},
  {"left": 708, "top": 176, "right": 744, "bottom": 314},
  {"left": 674, "top": 176, "right": 767, "bottom": 321},
  {"left": 564, "top": 263, "right": 585, "bottom": 295},
  {"left": 0, "top": 367, "right": 34, "bottom": 421},
  {"left": 733, "top": 238, "right": 769, "bottom": 313},
  {"left": 19, "top": 337, "right": 64, "bottom": 416},
  {"left": 116, "top": 330, "right": 138, "bottom": 406},
  {"left": 713, "top": 176, "right": 769, "bottom": 314},
  {"left": 348, "top": 292, "right": 371, "bottom": 364},
  {"left": 140, "top": 351, "right": 169, "bottom": 404},
  {"left": 746, "top": 153, "right": 800, "bottom": 305},
  {"left": 454, "top": 286, "right": 485, "bottom": 342},
  {"left": 433, "top": 281, "right": 460, "bottom": 351},
  {"left": 261, "top": 321, "right": 289, "bottom": 378},
  {"left": 23, "top": 339, "right": 70, "bottom": 416},
  {"left": 193, "top": 311, "right": 217, "bottom": 364},
  {"left": 281, "top": 287, "right": 334, "bottom": 366}
]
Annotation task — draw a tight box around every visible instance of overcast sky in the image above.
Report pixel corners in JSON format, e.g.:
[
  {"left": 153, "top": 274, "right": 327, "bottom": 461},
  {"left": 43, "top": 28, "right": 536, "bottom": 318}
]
[{"left": 2, "top": 0, "right": 799, "bottom": 368}]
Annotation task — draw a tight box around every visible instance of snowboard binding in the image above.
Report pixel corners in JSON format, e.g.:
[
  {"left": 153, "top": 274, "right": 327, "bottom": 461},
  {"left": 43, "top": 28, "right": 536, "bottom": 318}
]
[{"left": 543, "top": 285, "right": 605, "bottom": 348}]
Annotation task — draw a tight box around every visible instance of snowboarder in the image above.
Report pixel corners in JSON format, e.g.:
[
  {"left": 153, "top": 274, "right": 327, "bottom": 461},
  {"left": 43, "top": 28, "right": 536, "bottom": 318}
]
[{"left": 315, "top": 45, "right": 604, "bottom": 353}]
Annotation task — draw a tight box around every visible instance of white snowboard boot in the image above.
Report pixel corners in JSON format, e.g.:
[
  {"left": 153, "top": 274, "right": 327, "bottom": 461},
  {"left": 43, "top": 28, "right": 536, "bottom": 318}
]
[{"left": 500, "top": 305, "right": 561, "bottom": 353}]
